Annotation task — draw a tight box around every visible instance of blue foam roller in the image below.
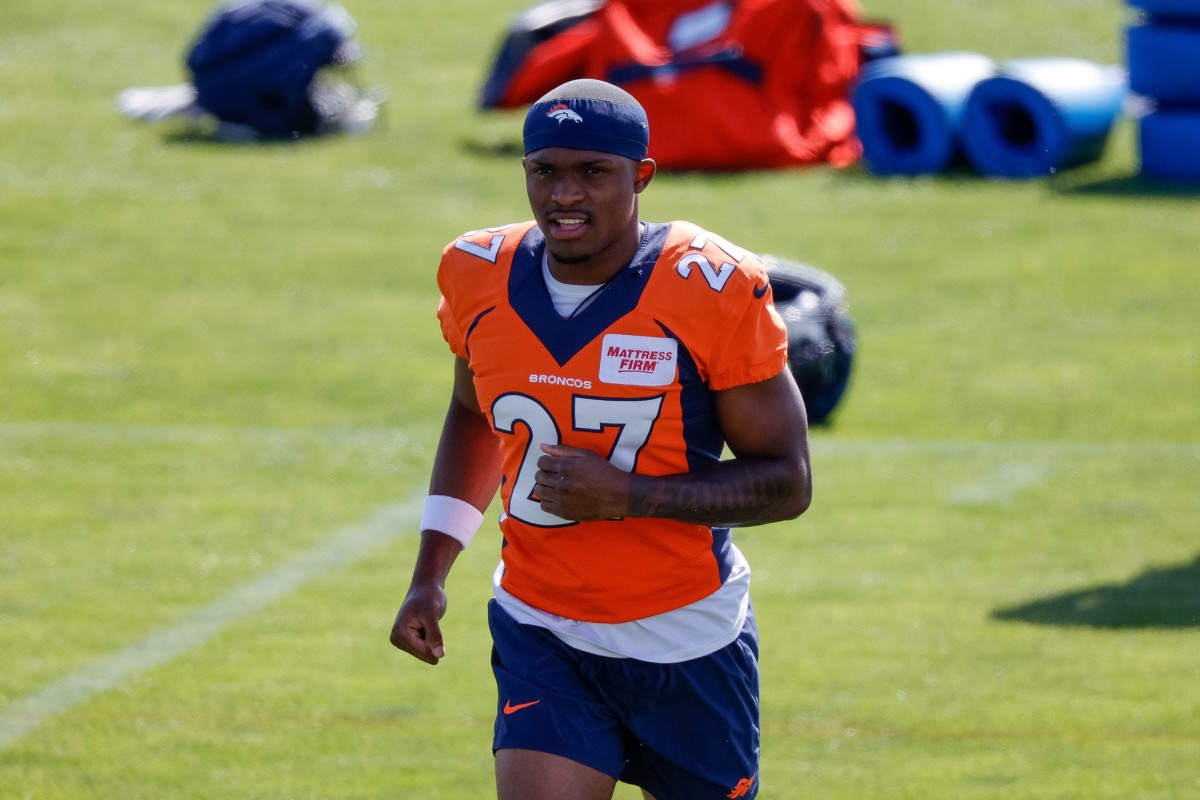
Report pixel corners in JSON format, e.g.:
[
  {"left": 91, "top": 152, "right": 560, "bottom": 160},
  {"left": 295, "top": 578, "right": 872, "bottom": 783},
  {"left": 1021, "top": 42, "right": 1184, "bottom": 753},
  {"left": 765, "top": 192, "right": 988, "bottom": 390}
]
[
  {"left": 962, "top": 58, "right": 1127, "bottom": 178},
  {"left": 1128, "top": 23, "right": 1200, "bottom": 105},
  {"left": 1127, "top": 0, "right": 1200, "bottom": 20},
  {"left": 1140, "top": 110, "right": 1200, "bottom": 181},
  {"left": 851, "top": 52, "right": 996, "bottom": 175}
]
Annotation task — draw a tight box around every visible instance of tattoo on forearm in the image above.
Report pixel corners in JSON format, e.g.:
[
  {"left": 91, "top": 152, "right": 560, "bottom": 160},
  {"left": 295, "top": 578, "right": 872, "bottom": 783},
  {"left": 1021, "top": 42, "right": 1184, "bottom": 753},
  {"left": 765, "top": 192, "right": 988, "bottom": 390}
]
[{"left": 630, "top": 463, "right": 797, "bottom": 524}]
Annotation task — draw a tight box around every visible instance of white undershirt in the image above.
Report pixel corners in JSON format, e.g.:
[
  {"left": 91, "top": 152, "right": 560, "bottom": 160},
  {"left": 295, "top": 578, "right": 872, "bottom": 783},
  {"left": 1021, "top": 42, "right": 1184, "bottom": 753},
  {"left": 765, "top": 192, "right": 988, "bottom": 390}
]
[
  {"left": 493, "top": 547, "right": 751, "bottom": 664},
  {"left": 542, "top": 258, "right": 604, "bottom": 317}
]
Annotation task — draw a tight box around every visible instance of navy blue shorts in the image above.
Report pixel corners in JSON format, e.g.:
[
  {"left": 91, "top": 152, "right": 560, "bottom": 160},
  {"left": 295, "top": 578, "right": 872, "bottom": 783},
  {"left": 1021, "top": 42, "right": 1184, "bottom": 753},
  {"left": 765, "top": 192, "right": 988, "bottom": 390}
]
[{"left": 488, "top": 600, "right": 761, "bottom": 800}]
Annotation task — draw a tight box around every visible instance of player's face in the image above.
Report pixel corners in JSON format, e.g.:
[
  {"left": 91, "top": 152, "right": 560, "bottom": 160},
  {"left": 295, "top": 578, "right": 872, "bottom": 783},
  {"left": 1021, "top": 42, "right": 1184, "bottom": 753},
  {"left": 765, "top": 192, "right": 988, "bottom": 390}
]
[{"left": 524, "top": 147, "right": 655, "bottom": 283}]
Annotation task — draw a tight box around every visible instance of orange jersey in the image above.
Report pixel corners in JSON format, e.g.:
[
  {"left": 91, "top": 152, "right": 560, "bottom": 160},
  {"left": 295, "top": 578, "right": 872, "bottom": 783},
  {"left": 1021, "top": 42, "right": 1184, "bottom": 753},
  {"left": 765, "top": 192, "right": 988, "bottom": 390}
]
[{"left": 437, "top": 220, "right": 787, "bottom": 623}]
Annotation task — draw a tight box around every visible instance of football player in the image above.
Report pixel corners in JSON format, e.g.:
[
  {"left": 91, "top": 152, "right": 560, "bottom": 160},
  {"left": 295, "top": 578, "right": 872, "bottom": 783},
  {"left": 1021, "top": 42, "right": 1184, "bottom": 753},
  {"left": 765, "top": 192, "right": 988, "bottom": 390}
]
[{"left": 390, "top": 79, "right": 811, "bottom": 800}]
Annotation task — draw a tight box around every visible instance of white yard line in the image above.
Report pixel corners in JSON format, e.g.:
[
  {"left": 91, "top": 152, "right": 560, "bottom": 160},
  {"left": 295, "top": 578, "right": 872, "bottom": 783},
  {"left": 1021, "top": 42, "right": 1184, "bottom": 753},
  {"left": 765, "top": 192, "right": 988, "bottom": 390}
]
[
  {"left": 0, "top": 421, "right": 411, "bottom": 446},
  {"left": 0, "top": 495, "right": 422, "bottom": 751},
  {"left": 808, "top": 437, "right": 1200, "bottom": 459},
  {"left": 948, "top": 461, "right": 1053, "bottom": 505}
]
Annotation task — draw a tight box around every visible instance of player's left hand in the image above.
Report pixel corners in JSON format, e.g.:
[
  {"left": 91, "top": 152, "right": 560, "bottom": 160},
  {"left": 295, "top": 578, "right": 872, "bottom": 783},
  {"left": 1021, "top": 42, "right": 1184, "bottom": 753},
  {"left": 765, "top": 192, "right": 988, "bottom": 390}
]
[{"left": 534, "top": 443, "right": 630, "bottom": 521}]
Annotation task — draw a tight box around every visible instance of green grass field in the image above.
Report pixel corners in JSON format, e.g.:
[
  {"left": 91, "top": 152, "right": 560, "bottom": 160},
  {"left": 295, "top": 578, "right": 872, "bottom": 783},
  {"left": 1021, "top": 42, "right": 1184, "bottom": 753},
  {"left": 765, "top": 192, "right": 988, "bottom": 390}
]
[{"left": 2, "top": 0, "right": 1197, "bottom": 797}]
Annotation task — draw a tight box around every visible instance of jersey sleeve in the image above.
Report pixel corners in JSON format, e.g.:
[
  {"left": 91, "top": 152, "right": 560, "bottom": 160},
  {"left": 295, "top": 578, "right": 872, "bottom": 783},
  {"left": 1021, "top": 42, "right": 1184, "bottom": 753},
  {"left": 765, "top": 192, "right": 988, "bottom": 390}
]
[
  {"left": 434, "top": 222, "right": 539, "bottom": 361},
  {"left": 705, "top": 257, "right": 789, "bottom": 391},
  {"left": 436, "top": 293, "right": 468, "bottom": 359}
]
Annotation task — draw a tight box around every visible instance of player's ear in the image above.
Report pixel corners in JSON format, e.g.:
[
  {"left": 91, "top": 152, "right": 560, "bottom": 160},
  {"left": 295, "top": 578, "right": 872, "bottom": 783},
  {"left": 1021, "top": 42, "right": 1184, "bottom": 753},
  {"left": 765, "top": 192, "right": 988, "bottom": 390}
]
[{"left": 634, "top": 158, "right": 656, "bottom": 193}]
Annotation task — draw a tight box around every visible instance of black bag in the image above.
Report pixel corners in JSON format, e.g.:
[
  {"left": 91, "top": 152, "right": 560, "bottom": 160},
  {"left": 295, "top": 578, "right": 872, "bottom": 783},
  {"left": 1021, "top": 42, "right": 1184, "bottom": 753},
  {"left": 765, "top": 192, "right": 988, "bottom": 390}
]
[{"left": 763, "top": 257, "right": 857, "bottom": 425}]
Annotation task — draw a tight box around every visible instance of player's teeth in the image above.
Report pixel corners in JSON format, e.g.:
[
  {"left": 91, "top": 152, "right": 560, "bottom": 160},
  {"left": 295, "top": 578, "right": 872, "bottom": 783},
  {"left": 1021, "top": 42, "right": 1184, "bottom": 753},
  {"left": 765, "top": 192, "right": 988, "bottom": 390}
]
[{"left": 559, "top": 218, "right": 584, "bottom": 225}]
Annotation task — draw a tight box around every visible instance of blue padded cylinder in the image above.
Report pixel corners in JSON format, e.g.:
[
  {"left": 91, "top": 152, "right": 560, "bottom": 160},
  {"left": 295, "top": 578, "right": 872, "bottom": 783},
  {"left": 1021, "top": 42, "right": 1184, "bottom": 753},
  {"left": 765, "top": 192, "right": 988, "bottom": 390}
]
[
  {"left": 1140, "top": 110, "right": 1200, "bottom": 181},
  {"left": 851, "top": 52, "right": 996, "bottom": 175},
  {"left": 1127, "top": 23, "right": 1200, "bottom": 105},
  {"left": 1128, "top": 0, "right": 1200, "bottom": 20},
  {"left": 962, "top": 58, "right": 1127, "bottom": 178}
]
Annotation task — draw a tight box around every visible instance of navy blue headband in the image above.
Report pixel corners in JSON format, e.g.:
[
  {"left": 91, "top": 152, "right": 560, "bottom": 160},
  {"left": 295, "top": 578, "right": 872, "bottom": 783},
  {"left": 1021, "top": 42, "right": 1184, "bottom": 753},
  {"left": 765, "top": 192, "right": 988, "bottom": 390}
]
[{"left": 523, "top": 94, "right": 650, "bottom": 160}]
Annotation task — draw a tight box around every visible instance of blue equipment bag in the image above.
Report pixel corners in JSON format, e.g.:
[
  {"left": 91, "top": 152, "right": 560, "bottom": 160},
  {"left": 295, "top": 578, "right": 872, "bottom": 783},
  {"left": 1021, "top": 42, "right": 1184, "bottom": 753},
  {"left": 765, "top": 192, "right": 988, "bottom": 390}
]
[{"left": 186, "top": 0, "right": 355, "bottom": 137}]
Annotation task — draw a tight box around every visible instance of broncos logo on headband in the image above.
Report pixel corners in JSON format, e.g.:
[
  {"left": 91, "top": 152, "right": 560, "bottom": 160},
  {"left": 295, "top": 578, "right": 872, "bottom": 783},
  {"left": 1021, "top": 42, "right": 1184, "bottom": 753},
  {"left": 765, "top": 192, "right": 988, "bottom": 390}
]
[{"left": 547, "top": 103, "right": 584, "bottom": 124}]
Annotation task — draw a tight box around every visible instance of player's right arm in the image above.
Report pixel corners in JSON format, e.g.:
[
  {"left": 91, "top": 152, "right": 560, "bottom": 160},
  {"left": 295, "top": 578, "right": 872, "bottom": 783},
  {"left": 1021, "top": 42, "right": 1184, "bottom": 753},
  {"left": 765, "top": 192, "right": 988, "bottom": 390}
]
[{"left": 390, "top": 356, "right": 502, "bottom": 665}]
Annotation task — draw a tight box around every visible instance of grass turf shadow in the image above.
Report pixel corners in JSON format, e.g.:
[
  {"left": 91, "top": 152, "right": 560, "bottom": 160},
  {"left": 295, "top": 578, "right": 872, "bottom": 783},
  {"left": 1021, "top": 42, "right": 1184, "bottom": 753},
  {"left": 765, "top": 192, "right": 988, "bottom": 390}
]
[
  {"left": 1048, "top": 171, "right": 1200, "bottom": 199},
  {"left": 991, "top": 553, "right": 1200, "bottom": 629}
]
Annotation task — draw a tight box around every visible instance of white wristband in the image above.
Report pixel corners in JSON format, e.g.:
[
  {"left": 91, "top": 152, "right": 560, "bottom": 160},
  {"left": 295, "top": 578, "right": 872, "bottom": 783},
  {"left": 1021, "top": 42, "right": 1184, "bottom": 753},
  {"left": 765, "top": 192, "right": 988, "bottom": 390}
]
[{"left": 420, "top": 495, "right": 484, "bottom": 548}]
